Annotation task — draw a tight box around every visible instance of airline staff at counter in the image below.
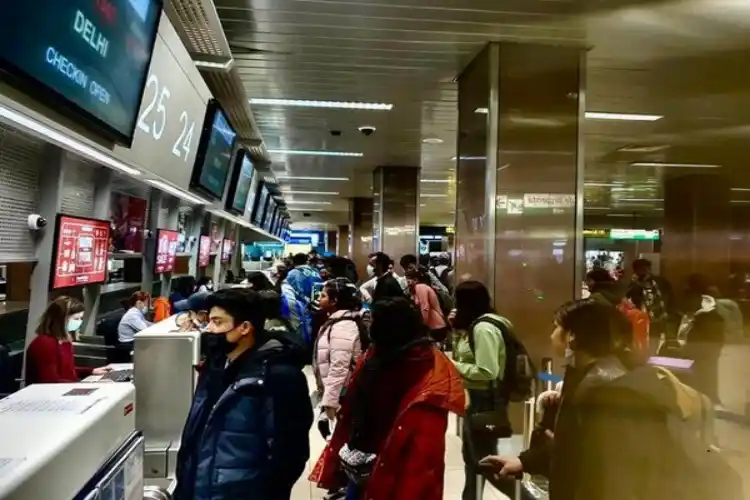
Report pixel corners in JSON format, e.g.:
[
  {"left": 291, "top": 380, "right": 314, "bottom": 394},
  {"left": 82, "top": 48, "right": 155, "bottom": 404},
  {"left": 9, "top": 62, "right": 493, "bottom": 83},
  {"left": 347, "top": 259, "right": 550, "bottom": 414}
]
[{"left": 25, "top": 297, "right": 111, "bottom": 384}]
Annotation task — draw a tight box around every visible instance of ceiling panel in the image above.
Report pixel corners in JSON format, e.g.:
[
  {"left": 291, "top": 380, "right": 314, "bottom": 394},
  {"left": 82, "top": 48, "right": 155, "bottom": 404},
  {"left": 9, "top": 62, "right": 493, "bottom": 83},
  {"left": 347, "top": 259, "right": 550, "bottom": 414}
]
[{"left": 215, "top": 0, "right": 750, "bottom": 223}]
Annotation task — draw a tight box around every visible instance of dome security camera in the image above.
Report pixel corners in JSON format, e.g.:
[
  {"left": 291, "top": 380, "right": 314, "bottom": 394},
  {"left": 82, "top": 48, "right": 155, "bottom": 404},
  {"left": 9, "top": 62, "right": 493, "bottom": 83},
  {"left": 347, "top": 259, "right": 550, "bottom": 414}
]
[
  {"left": 358, "top": 125, "right": 376, "bottom": 136},
  {"left": 27, "top": 214, "right": 47, "bottom": 231}
]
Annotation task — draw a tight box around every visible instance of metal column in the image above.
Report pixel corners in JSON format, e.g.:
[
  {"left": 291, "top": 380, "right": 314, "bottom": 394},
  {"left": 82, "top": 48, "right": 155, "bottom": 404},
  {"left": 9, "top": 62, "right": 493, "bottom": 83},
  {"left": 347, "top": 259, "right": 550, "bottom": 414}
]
[
  {"left": 141, "top": 190, "right": 162, "bottom": 294},
  {"left": 82, "top": 168, "right": 113, "bottom": 335},
  {"left": 212, "top": 219, "right": 227, "bottom": 285},
  {"left": 160, "top": 196, "right": 180, "bottom": 297},
  {"left": 187, "top": 207, "right": 205, "bottom": 277}
]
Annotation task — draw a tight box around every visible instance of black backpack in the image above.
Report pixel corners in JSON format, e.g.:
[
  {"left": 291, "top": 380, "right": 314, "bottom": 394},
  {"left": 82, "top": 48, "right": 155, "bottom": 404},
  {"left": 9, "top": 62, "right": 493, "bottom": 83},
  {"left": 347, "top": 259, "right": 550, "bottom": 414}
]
[
  {"left": 468, "top": 316, "right": 534, "bottom": 402},
  {"left": 326, "top": 314, "right": 371, "bottom": 353}
]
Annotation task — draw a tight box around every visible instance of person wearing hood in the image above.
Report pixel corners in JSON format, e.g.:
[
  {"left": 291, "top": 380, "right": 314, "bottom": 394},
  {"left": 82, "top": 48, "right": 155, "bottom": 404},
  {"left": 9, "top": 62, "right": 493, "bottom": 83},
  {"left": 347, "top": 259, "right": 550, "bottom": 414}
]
[
  {"left": 310, "top": 296, "right": 465, "bottom": 500},
  {"left": 585, "top": 268, "right": 623, "bottom": 307},
  {"left": 173, "top": 288, "right": 312, "bottom": 500},
  {"left": 479, "top": 299, "right": 733, "bottom": 500}
]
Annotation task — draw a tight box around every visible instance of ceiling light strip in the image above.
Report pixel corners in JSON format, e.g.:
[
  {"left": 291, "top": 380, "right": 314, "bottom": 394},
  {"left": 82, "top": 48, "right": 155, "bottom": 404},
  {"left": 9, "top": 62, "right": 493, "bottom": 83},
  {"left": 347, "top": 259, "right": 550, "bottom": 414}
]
[
  {"left": 276, "top": 175, "right": 350, "bottom": 181},
  {"left": 474, "top": 107, "right": 663, "bottom": 122},
  {"left": 421, "top": 179, "right": 452, "bottom": 184},
  {"left": 279, "top": 190, "right": 340, "bottom": 195},
  {"left": 0, "top": 103, "right": 141, "bottom": 177},
  {"left": 630, "top": 162, "right": 720, "bottom": 169},
  {"left": 147, "top": 180, "right": 210, "bottom": 205},
  {"left": 284, "top": 201, "right": 332, "bottom": 205},
  {"left": 249, "top": 98, "right": 393, "bottom": 111},
  {"left": 267, "top": 149, "right": 363, "bottom": 157}
]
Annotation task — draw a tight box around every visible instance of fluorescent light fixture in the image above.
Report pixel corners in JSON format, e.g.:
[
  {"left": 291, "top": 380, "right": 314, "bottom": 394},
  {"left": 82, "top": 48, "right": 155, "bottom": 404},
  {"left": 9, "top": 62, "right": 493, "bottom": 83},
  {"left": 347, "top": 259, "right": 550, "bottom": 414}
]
[
  {"left": 0, "top": 104, "right": 141, "bottom": 177},
  {"left": 275, "top": 175, "right": 350, "bottom": 181},
  {"left": 420, "top": 204, "right": 427, "bottom": 207},
  {"left": 421, "top": 179, "right": 452, "bottom": 184},
  {"left": 268, "top": 149, "right": 363, "bottom": 157},
  {"left": 475, "top": 108, "right": 663, "bottom": 122},
  {"left": 422, "top": 137, "right": 444, "bottom": 144},
  {"left": 147, "top": 180, "right": 210, "bottom": 205},
  {"left": 249, "top": 98, "right": 393, "bottom": 110},
  {"left": 279, "top": 190, "right": 340, "bottom": 195},
  {"left": 585, "top": 182, "right": 623, "bottom": 187},
  {"left": 452, "top": 156, "right": 486, "bottom": 161},
  {"left": 631, "top": 162, "right": 720, "bottom": 168},
  {"left": 731, "top": 188, "right": 750, "bottom": 192},
  {"left": 287, "top": 208, "right": 326, "bottom": 212},
  {"left": 617, "top": 144, "right": 670, "bottom": 153},
  {"left": 421, "top": 193, "right": 448, "bottom": 198},
  {"left": 285, "top": 200, "right": 332, "bottom": 205},
  {"left": 618, "top": 198, "right": 664, "bottom": 202},
  {"left": 194, "top": 58, "right": 234, "bottom": 71},
  {"left": 586, "top": 112, "right": 662, "bottom": 121}
]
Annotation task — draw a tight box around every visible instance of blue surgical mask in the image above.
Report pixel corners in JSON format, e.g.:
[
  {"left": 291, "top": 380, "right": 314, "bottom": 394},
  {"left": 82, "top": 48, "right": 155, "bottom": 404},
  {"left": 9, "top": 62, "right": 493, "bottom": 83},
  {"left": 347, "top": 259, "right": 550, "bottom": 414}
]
[{"left": 67, "top": 318, "right": 83, "bottom": 333}]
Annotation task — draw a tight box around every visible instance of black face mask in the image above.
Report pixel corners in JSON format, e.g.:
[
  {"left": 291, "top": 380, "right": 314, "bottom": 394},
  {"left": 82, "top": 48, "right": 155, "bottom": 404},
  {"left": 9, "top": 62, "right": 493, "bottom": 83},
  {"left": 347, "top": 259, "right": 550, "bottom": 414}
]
[{"left": 200, "top": 331, "right": 235, "bottom": 356}]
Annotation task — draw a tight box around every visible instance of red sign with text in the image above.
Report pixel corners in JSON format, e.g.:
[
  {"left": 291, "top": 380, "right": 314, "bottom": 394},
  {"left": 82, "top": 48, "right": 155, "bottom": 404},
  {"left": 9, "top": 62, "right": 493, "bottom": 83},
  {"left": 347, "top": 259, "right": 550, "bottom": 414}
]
[
  {"left": 154, "top": 229, "right": 180, "bottom": 274},
  {"left": 52, "top": 215, "right": 110, "bottom": 290},
  {"left": 221, "top": 239, "right": 233, "bottom": 263},
  {"left": 198, "top": 235, "right": 211, "bottom": 268}
]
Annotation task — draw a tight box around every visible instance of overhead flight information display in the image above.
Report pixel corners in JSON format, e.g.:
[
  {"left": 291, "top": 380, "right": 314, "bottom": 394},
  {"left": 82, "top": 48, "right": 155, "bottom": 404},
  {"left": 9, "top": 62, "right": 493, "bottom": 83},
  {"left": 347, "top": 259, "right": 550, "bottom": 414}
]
[{"left": 0, "top": 0, "right": 162, "bottom": 143}]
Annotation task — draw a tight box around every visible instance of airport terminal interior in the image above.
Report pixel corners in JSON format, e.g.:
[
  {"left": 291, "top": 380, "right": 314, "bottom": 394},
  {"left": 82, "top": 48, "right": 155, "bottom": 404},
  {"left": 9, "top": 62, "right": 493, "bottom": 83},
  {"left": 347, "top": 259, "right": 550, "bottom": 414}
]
[{"left": 2, "top": 0, "right": 750, "bottom": 499}]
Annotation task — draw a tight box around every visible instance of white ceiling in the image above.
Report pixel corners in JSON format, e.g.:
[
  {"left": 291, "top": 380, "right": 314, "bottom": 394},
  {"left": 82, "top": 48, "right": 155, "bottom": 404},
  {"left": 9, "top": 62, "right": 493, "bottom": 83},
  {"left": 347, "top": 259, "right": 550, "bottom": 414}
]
[{"left": 214, "top": 0, "right": 750, "bottom": 227}]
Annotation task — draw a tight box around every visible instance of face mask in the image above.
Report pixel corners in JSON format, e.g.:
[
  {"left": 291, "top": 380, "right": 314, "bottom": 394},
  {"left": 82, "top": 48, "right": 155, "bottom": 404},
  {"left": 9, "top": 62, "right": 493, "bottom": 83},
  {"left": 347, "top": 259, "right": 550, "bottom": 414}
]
[
  {"left": 366, "top": 265, "right": 375, "bottom": 278},
  {"left": 200, "top": 331, "right": 229, "bottom": 356},
  {"left": 67, "top": 318, "right": 83, "bottom": 333}
]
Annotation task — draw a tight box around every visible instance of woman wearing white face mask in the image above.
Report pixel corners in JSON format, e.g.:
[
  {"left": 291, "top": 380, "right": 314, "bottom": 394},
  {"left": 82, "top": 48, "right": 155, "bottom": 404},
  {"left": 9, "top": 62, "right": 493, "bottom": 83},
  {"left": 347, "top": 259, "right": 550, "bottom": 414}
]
[{"left": 25, "top": 296, "right": 110, "bottom": 384}]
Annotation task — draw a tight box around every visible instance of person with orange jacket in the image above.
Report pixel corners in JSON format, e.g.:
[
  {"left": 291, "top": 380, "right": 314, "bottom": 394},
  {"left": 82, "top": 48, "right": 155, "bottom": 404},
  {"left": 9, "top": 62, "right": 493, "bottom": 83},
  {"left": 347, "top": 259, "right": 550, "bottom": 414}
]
[{"left": 619, "top": 283, "right": 650, "bottom": 357}]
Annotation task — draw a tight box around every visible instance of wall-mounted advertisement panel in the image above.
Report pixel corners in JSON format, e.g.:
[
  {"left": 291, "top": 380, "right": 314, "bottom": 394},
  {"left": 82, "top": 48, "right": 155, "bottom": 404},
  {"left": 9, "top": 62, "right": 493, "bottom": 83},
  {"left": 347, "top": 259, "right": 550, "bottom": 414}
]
[
  {"left": 0, "top": 0, "right": 163, "bottom": 144},
  {"left": 198, "top": 235, "right": 210, "bottom": 268},
  {"left": 154, "top": 228, "right": 179, "bottom": 274},
  {"left": 51, "top": 214, "right": 110, "bottom": 290},
  {"left": 113, "top": 12, "right": 210, "bottom": 189}
]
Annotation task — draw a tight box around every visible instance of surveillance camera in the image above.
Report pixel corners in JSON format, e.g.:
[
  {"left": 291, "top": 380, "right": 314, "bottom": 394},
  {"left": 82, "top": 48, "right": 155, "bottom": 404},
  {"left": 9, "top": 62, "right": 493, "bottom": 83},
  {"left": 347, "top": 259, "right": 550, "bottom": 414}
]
[
  {"left": 358, "top": 125, "right": 376, "bottom": 136},
  {"left": 27, "top": 214, "right": 47, "bottom": 231}
]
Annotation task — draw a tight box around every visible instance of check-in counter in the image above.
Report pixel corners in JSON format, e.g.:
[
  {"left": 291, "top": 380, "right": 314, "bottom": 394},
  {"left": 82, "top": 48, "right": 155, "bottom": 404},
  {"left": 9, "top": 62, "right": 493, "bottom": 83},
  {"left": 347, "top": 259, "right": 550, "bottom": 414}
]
[{"left": 132, "top": 315, "right": 201, "bottom": 489}]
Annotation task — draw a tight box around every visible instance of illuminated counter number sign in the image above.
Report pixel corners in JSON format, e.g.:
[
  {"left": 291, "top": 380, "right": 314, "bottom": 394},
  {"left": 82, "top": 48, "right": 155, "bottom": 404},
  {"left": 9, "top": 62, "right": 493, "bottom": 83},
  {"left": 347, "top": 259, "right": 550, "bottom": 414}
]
[{"left": 136, "top": 75, "right": 196, "bottom": 161}]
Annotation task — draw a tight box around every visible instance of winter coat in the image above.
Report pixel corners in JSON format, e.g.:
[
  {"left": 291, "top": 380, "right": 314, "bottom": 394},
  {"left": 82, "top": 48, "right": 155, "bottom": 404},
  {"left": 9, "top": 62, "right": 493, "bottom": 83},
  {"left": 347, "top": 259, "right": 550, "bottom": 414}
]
[
  {"left": 310, "top": 345, "right": 465, "bottom": 500},
  {"left": 174, "top": 331, "right": 313, "bottom": 500},
  {"left": 313, "top": 310, "right": 363, "bottom": 409}
]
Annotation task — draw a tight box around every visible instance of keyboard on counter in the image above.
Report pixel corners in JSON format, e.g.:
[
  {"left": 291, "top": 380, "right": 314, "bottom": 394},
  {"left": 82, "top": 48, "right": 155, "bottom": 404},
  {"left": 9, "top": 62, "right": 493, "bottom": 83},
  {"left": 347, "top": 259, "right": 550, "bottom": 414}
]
[{"left": 101, "top": 369, "right": 134, "bottom": 383}]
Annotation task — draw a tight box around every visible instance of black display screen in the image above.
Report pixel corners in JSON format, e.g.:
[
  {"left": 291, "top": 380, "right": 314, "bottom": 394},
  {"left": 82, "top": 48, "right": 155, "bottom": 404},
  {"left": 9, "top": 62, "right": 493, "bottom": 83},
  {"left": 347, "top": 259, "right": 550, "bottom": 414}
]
[
  {"left": 263, "top": 199, "right": 276, "bottom": 232},
  {"left": 225, "top": 150, "right": 255, "bottom": 215},
  {"left": 191, "top": 101, "right": 237, "bottom": 200},
  {"left": 0, "top": 0, "right": 162, "bottom": 144}
]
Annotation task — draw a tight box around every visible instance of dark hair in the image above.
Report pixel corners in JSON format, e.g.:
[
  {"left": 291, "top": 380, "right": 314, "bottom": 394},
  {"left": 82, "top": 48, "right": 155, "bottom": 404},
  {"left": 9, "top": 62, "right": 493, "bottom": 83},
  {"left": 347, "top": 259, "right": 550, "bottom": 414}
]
[
  {"left": 632, "top": 258, "right": 651, "bottom": 271},
  {"left": 128, "top": 291, "right": 150, "bottom": 308},
  {"left": 225, "top": 270, "right": 235, "bottom": 284},
  {"left": 195, "top": 276, "right": 213, "bottom": 291},
  {"left": 245, "top": 271, "right": 275, "bottom": 291},
  {"left": 275, "top": 264, "right": 290, "bottom": 283},
  {"left": 237, "top": 268, "right": 247, "bottom": 279},
  {"left": 371, "top": 252, "right": 392, "bottom": 270},
  {"left": 257, "top": 290, "right": 283, "bottom": 319},
  {"left": 323, "top": 278, "right": 361, "bottom": 311},
  {"left": 554, "top": 299, "right": 632, "bottom": 357},
  {"left": 207, "top": 288, "right": 266, "bottom": 332},
  {"left": 586, "top": 268, "right": 614, "bottom": 284},
  {"left": 405, "top": 267, "right": 429, "bottom": 285},
  {"left": 418, "top": 254, "right": 430, "bottom": 267},
  {"left": 292, "top": 253, "right": 308, "bottom": 266},
  {"left": 626, "top": 283, "right": 646, "bottom": 309},
  {"left": 37, "top": 296, "right": 85, "bottom": 340},
  {"left": 399, "top": 254, "right": 418, "bottom": 269},
  {"left": 349, "top": 297, "right": 432, "bottom": 449},
  {"left": 453, "top": 280, "right": 494, "bottom": 330}
]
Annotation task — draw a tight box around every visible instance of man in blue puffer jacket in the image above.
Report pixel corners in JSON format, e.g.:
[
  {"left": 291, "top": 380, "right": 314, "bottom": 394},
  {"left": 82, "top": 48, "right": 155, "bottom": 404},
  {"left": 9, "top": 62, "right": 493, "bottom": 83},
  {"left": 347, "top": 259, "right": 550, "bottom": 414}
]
[{"left": 174, "top": 288, "right": 313, "bottom": 500}]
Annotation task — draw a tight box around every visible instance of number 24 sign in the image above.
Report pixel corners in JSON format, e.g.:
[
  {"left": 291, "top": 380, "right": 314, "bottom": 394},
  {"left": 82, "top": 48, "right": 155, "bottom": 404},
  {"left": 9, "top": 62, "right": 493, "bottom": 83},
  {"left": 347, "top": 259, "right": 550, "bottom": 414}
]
[{"left": 136, "top": 74, "right": 196, "bottom": 162}]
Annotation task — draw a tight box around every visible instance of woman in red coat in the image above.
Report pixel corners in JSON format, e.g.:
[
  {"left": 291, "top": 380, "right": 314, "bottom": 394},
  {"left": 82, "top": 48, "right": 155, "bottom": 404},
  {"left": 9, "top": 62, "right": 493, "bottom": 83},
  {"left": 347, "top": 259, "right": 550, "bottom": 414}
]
[
  {"left": 25, "top": 296, "right": 109, "bottom": 384},
  {"left": 310, "top": 296, "right": 465, "bottom": 500}
]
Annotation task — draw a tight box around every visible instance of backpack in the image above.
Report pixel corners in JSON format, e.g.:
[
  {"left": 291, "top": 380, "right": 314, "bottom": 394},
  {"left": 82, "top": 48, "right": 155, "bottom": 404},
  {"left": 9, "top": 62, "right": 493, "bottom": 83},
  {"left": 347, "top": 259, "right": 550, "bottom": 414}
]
[
  {"left": 280, "top": 293, "right": 313, "bottom": 346},
  {"left": 651, "top": 367, "right": 744, "bottom": 500},
  {"left": 468, "top": 316, "right": 534, "bottom": 402},
  {"left": 438, "top": 267, "right": 453, "bottom": 290},
  {"left": 327, "top": 314, "right": 371, "bottom": 353}
]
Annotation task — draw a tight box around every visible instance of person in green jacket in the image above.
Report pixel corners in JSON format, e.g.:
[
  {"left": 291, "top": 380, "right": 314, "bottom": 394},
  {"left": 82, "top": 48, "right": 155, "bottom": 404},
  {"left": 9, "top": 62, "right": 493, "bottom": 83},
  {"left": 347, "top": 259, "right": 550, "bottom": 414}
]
[{"left": 449, "top": 280, "right": 510, "bottom": 500}]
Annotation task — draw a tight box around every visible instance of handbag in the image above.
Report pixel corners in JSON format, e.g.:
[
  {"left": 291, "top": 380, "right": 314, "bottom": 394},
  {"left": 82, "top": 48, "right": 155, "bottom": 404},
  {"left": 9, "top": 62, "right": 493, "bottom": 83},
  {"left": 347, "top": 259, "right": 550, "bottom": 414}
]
[{"left": 466, "top": 386, "right": 512, "bottom": 439}]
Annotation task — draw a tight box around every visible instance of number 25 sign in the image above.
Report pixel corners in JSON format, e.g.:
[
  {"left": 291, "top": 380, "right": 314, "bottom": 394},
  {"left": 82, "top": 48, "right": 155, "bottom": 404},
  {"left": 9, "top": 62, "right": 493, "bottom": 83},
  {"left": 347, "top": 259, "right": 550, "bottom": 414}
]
[{"left": 136, "top": 74, "right": 197, "bottom": 163}]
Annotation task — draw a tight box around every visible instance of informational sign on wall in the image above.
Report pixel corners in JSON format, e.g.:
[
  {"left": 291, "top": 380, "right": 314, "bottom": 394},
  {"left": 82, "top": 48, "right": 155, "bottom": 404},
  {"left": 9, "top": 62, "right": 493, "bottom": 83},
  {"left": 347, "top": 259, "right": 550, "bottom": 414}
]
[
  {"left": 113, "top": 12, "right": 211, "bottom": 190},
  {"left": 154, "top": 229, "right": 179, "bottom": 274},
  {"left": 198, "top": 235, "right": 211, "bottom": 268},
  {"left": 51, "top": 215, "right": 110, "bottom": 289},
  {"left": 221, "top": 238, "right": 233, "bottom": 263}
]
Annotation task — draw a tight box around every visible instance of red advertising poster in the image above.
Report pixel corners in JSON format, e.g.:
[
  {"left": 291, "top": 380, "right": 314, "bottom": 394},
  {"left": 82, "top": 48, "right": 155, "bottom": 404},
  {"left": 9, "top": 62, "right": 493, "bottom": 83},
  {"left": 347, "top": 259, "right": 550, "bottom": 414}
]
[
  {"left": 154, "top": 229, "right": 180, "bottom": 274},
  {"left": 51, "top": 215, "right": 110, "bottom": 289},
  {"left": 198, "top": 235, "right": 211, "bottom": 268},
  {"left": 110, "top": 193, "right": 147, "bottom": 252},
  {"left": 221, "top": 239, "right": 233, "bottom": 262}
]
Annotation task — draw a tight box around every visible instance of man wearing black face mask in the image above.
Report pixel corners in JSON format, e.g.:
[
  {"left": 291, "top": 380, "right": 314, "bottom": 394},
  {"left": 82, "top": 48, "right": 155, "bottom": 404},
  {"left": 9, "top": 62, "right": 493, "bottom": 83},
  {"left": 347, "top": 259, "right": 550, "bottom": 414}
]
[{"left": 174, "top": 288, "right": 313, "bottom": 500}]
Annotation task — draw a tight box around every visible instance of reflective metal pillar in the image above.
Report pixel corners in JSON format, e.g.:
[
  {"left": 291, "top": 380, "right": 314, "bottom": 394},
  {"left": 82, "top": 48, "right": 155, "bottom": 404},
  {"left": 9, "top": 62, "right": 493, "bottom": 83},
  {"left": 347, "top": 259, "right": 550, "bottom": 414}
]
[
  {"left": 337, "top": 224, "right": 350, "bottom": 257},
  {"left": 349, "top": 197, "right": 373, "bottom": 282},
  {"left": 82, "top": 168, "right": 113, "bottom": 335},
  {"left": 372, "top": 167, "right": 419, "bottom": 260},
  {"left": 141, "top": 190, "right": 163, "bottom": 294},
  {"left": 160, "top": 196, "right": 180, "bottom": 296},
  {"left": 456, "top": 42, "right": 585, "bottom": 361}
]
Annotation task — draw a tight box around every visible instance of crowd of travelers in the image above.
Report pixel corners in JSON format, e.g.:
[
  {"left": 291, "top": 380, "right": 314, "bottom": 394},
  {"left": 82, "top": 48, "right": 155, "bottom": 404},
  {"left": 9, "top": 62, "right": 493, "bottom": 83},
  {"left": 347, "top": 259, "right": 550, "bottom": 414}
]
[{"left": 24, "top": 250, "right": 744, "bottom": 500}]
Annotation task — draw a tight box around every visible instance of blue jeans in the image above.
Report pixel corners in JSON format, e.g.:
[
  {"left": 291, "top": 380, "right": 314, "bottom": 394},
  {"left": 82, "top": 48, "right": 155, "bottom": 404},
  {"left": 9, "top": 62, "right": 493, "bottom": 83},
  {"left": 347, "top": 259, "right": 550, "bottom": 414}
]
[{"left": 345, "top": 481, "right": 360, "bottom": 500}]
